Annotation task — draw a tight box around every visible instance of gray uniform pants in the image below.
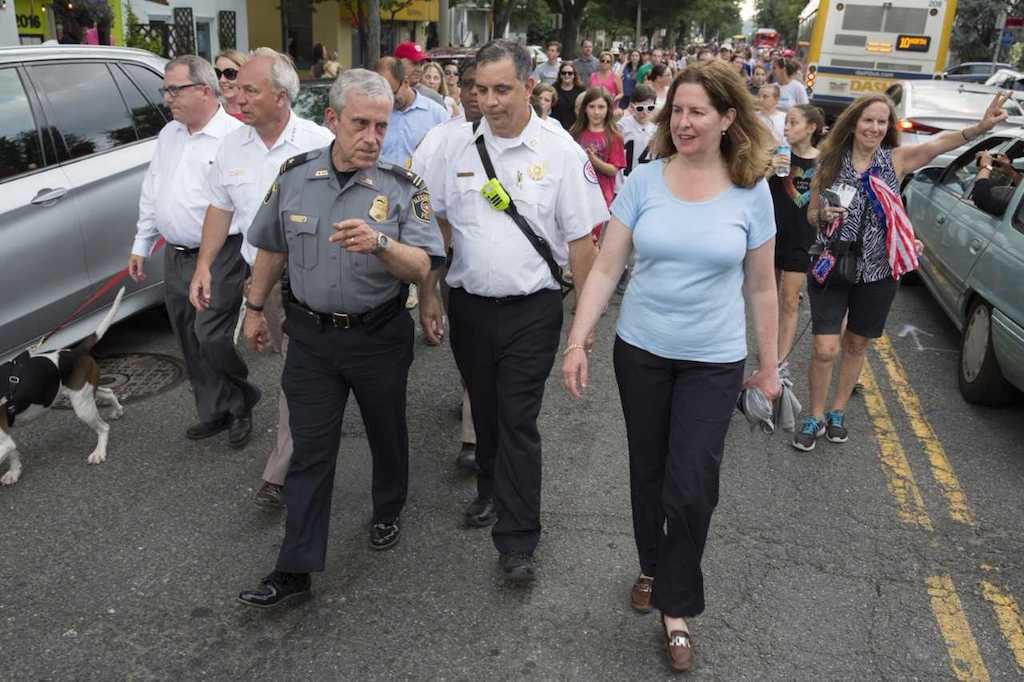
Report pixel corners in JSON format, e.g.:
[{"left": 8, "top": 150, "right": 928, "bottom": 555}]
[{"left": 163, "top": 235, "right": 256, "bottom": 423}]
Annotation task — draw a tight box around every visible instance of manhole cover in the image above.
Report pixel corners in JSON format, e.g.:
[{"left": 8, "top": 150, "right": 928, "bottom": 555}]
[{"left": 55, "top": 352, "right": 186, "bottom": 409}]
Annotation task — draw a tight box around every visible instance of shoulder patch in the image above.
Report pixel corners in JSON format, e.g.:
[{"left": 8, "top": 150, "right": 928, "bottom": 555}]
[
  {"left": 278, "top": 149, "right": 321, "bottom": 175},
  {"left": 583, "top": 160, "right": 599, "bottom": 185},
  {"left": 411, "top": 190, "right": 431, "bottom": 223},
  {"left": 380, "top": 162, "right": 426, "bottom": 190}
]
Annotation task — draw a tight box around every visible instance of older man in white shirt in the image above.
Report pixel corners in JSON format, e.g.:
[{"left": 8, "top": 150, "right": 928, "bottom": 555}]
[
  {"left": 128, "top": 55, "right": 257, "bottom": 447},
  {"left": 189, "top": 47, "right": 334, "bottom": 503}
]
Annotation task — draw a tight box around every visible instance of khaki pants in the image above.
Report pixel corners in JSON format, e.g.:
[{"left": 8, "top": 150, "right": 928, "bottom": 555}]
[{"left": 260, "top": 281, "right": 293, "bottom": 486}]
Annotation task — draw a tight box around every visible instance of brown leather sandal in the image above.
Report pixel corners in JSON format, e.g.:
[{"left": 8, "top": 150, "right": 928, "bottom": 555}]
[{"left": 662, "top": 615, "right": 694, "bottom": 673}]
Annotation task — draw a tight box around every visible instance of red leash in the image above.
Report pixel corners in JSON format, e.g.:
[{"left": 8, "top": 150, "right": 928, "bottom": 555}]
[{"left": 34, "top": 238, "right": 166, "bottom": 350}]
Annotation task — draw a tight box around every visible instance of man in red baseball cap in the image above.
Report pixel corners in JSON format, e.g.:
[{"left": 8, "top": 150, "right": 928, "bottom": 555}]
[{"left": 394, "top": 41, "right": 444, "bottom": 106}]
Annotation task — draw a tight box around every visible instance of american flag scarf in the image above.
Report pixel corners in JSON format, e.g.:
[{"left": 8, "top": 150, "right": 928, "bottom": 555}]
[{"left": 862, "top": 168, "right": 918, "bottom": 280}]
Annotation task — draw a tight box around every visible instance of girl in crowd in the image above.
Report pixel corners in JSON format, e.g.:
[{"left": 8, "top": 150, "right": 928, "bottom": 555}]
[
  {"left": 621, "top": 50, "right": 642, "bottom": 109},
  {"left": 757, "top": 84, "right": 786, "bottom": 145},
  {"left": 531, "top": 83, "right": 556, "bottom": 119},
  {"left": 443, "top": 62, "right": 461, "bottom": 112},
  {"left": 420, "top": 61, "right": 459, "bottom": 118},
  {"left": 650, "top": 64, "right": 672, "bottom": 111},
  {"left": 749, "top": 64, "right": 768, "bottom": 96},
  {"left": 768, "top": 104, "right": 825, "bottom": 367},
  {"left": 793, "top": 92, "right": 1009, "bottom": 451},
  {"left": 552, "top": 63, "right": 584, "bottom": 131},
  {"left": 589, "top": 50, "right": 623, "bottom": 106},
  {"left": 571, "top": 88, "right": 626, "bottom": 241},
  {"left": 562, "top": 60, "right": 780, "bottom": 673},
  {"left": 215, "top": 49, "right": 248, "bottom": 120}
]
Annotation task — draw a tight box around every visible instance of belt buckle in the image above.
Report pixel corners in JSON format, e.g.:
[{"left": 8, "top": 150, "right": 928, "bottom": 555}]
[
  {"left": 331, "top": 313, "right": 352, "bottom": 329},
  {"left": 173, "top": 245, "right": 188, "bottom": 252}
]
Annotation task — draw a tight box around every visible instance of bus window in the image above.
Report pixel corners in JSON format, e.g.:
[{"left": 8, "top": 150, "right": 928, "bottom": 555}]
[
  {"left": 884, "top": 7, "right": 927, "bottom": 35},
  {"left": 843, "top": 5, "right": 884, "bottom": 32}
]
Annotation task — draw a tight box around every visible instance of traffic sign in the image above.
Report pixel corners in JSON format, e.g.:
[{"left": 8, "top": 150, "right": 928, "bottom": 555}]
[
  {"left": 1002, "top": 30, "right": 1015, "bottom": 46},
  {"left": 1006, "top": 16, "right": 1024, "bottom": 28}
]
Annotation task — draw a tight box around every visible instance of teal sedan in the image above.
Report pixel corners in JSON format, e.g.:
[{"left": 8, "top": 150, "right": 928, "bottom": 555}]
[{"left": 902, "top": 132, "right": 1024, "bottom": 406}]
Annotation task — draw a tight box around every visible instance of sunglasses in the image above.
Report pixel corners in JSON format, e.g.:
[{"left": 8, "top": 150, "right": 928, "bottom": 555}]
[
  {"left": 560, "top": 71, "right": 575, "bottom": 76},
  {"left": 633, "top": 104, "right": 656, "bottom": 111},
  {"left": 215, "top": 67, "right": 239, "bottom": 80},
  {"left": 444, "top": 69, "right": 459, "bottom": 76},
  {"left": 600, "top": 59, "right": 612, "bottom": 63}
]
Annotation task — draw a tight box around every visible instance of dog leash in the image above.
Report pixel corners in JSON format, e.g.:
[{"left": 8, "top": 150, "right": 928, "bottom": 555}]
[{"left": 31, "top": 238, "right": 167, "bottom": 352}]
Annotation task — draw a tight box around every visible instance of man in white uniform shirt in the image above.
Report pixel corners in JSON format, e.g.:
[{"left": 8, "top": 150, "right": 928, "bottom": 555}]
[
  {"left": 127, "top": 55, "right": 256, "bottom": 447},
  {"left": 416, "top": 40, "right": 608, "bottom": 583},
  {"left": 189, "top": 48, "right": 334, "bottom": 495}
]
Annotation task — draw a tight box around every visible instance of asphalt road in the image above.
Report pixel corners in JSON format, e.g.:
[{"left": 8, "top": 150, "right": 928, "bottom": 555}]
[{"left": 2, "top": 282, "right": 1022, "bottom": 681}]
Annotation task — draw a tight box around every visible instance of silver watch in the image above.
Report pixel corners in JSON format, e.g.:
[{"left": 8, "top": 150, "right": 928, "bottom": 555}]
[{"left": 371, "top": 231, "right": 389, "bottom": 255}]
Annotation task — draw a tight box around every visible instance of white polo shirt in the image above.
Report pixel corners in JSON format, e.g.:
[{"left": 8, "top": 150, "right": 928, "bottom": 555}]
[
  {"left": 414, "top": 111, "right": 609, "bottom": 297},
  {"left": 205, "top": 111, "right": 334, "bottom": 265},
  {"left": 132, "top": 107, "right": 243, "bottom": 257}
]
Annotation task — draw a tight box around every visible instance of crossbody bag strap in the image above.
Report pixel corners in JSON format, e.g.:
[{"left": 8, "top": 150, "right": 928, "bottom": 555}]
[{"left": 471, "top": 122, "right": 572, "bottom": 294}]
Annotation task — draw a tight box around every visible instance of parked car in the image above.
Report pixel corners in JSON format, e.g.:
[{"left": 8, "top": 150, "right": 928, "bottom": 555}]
[
  {"left": 425, "top": 46, "right": 477, "bottom": 68},
  {"left": 902, "top": 131, "right": 1024, "bottom": 405},
  {"left": 294, "top": 79, "right": 333, "bottom": 125},
  {"left": 885, "top": 80, "right": 1024, "bottom": 147},
  {"left": 941, "top": 61, "right": 1012, "bottom": 83},
  {"left": 0, "top": 44, "right": 169, "bottom": 362},
  {"left": 985, "top": 68, "right": 1024, "bottom": 91}
]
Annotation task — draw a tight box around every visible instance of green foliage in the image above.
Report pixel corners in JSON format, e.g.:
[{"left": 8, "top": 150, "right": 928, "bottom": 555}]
[
  {"left": 678, "top": 0, "right": 743, "bottom": 43},
  {"left": 584, "top": 0, "right": 741, "bottom": 46},
  {"left": 951, "top": 0, "right": 1009, "bottom": 62},
  {"left": 124, "top": 5, "right": 164, "bottom": 55},
  {"left": 512, "top": 0, "right": 559, "bottom": 44},
  {"left": 753, "top": 0, "right": 807, "bottom": 45}
]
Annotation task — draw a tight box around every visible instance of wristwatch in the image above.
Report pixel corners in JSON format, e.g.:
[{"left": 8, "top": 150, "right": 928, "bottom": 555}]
[
  {"left": 244, "top": 300, "right": 264, "bottom": 312},
  {"left": 371, "top": 231, "right": 389, "bottom": 255}
]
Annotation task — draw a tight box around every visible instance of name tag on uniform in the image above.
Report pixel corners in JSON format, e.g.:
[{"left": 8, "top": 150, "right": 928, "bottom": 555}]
[
  {"left": 289, "top": 213, "right": 310, "bottom": 223},
  {"left": 456, "top": 171, "right": 475, "bottom": 178},
  {"left": 314, "top": 168, "right": 329, "bottom": 178}
]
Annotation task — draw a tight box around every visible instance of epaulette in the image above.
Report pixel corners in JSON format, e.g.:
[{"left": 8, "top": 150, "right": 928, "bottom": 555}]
[
  {"left": 379, "top": 162, "right": 426, "bottom": 190},
  {"left": 279, "top": 149, "right": 321, "bottom": 175}
]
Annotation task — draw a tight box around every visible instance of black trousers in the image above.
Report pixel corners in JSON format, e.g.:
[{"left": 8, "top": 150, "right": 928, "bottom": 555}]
[
  {"left": 613, "top": 336, "right": 744, "bottom": 618},
  {"left": 162, "top": 235, "right": 255, "bottom": 422},
  {"left": 275, "top": 309, "right": 413, "bottom": 574},
  {"left": 448, "top": 287, "right": 562, "bottom": 555}
]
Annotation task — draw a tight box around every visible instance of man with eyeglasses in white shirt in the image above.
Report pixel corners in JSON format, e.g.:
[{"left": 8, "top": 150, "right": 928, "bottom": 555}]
[{"left": 128, "top": 55, "right": 254, "bottom": 447}]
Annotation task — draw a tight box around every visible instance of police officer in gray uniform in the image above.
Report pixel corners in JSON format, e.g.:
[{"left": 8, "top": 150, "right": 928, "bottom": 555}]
[{"left": 237, "top": 69, "right": 445, "bottom": 608}]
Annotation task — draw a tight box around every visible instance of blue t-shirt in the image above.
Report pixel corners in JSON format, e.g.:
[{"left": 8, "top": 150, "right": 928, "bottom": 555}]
[{"left": 611, "top": 159, "right": 776, "bottom": 363}]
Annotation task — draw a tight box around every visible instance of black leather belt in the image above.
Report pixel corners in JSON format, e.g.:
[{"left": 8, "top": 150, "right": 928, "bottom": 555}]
[
  {"left": 169, "top": 233, "right": 240, "bottom": 255},
  {"left": 287, "top": 295, "right": 402, "bottom": 330},
  {"left": 454, "top": 287, "right": 551, "bottom": 305}
]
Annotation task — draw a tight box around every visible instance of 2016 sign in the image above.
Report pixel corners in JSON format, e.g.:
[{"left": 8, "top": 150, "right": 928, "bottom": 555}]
[
  {"left": 16, "top": 13, "right": 43, "bottom": 30},
  {"left": 897, "top": 35, "right": 931, "bottom": 52}
]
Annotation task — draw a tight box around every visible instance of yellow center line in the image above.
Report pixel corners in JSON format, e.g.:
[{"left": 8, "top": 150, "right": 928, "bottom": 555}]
[
  {"left": 927, "top": 575, "right": 991, "bottom": 681},
  {"left": 979, "top": 580, "right": 1024, "bottom": 670},
  {"left": 860, "top": 361, "right": 933, "bottom": 529},
  {"left": 875, "top": 336, "right": 975, "bottom": 525}
]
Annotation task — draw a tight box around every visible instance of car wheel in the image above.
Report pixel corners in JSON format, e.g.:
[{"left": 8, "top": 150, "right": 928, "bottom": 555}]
[{"left": 958, "top": 299, "right": 1017, "bottom": 406}]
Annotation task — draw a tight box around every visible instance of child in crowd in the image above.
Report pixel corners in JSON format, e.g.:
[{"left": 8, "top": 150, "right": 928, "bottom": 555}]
[
  {"left": 531, "top": 83, "right": 557, "bottom": 119},
  {"left": 570, "top": 87, "right": 625, "bottom": 243}
]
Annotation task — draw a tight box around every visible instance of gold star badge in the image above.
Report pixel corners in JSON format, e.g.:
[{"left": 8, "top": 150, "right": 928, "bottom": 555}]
[{"left": 528, "top": 163, "right": 545, "bottom": 181}]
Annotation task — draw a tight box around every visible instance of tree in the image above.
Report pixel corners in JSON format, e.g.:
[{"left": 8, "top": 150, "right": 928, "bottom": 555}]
[
  {"left": 543, "top": 0, "right": 593, "bottom": 58},
  {"left": 124, "top": 5, "right": 163, "bottom": 55},
  {"left": 753, "top": 0, "right": 805, "bottom": 46},
  {"left": 950, "top": 0, "right": 1009, "bottom": 62}
]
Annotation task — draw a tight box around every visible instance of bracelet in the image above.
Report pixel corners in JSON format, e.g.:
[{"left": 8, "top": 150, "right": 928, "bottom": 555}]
[
  {"left": 244, "top": 300, "right": 265, "bottom": 312},
  {"left": 562, "top": 343, "right": 586, "bottom": 357}
]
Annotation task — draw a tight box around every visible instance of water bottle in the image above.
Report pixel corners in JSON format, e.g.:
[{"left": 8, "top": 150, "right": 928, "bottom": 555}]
[{"left": 775, "top": 144, "right": 791, "bottom": 177}]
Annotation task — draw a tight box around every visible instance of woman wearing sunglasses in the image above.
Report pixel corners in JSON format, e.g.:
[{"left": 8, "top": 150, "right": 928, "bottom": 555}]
[
  {"left": 442, "top": 62, "right": 461, "bottom": 111},
  {"left": 552, "top": 64, "right": 584, "bottom": 131},
  {"left": 215, "top": 49, "right": 248, "bottom": 120},
  {"left": 589, "top": 50, "right": 623, "bottom": 107}
]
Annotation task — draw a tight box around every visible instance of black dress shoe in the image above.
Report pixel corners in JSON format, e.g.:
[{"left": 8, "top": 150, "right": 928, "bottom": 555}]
[
  {"left": 228, "top": 413, "right": 253, "bottom": 448},
  {"left": 464, "top": 496, "right": 497, "bottom": 528},
  {"left": 456, "top": 444, "right": 478, "bottom": 472},
  {"left": 237, "top": 571, "right": 310, "bottom": 608},
  {"left": 186, "top": 415, "right": 230, "bottom": 440},
  {"left": 243, "top": 384, "right": 263, "bottom": 411},
  {"left": 369, "top": 518, "right": 400, "bottom": 550},
  {"left": 499, "top": 552, "right": 536, "bottom": 583}
]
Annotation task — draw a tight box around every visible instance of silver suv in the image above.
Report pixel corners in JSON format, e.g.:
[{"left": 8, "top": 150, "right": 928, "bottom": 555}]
[{"left": 0, "top": 45, "right": 168, "bottom": 361}]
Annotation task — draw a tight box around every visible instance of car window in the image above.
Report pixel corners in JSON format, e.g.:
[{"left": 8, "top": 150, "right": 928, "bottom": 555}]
[
  {"left": 0, "top": 68, "right": 45, "bottom": 182},
  {"left": 121, "top": 63, "right": 171, "bottom": 121},
  {"left": 942, "top": 137, "right": 1007, "bottom": 197},
  {"left": 29, "top": 62, "right": 137, "bottom": 160},
  {"left": 110, "top": 64, "right": 164, "bottom": 139}
]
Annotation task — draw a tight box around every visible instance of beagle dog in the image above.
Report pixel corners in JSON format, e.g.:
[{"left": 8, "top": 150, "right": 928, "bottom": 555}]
[{"left": 0, "top": 288, "right": 126, "bottom": 485}]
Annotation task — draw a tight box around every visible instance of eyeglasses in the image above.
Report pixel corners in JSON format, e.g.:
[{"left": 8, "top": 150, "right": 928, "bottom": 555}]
[
  {"left": 560, "top": 71, "right": 575, "bottom": 76},
  {"left": 158, "top": 83, "right": 204, "bottom": 98},
  {"left": 633, "top": 104, "right": 656, "bottom": 111},
  {"left": 444, "top": 69, "right": 459, "bottom": 76},
  {"left": 600, "top": 59, "right": 612, "bottom": 63},
  {"left": 215, "top": 67, "right": 239, "bottom": 80}
]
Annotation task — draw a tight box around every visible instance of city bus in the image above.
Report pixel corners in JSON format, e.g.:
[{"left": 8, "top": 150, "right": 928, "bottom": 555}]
[{"left": 796, "top": 0, "right": 957, "bottom": 118}]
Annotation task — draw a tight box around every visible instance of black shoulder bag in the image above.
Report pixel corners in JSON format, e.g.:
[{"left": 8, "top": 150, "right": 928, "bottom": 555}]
[
  {"left": 472, "top": 123, "right": 573, "bottom": 297},
  {"left": 809, "top": 200, "right": 865, "bottom": 287}
]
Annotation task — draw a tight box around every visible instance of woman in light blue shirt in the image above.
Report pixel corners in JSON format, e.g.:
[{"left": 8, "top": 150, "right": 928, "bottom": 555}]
[{"left": 562, "top": 61, "right": 781, "bottom": 673}]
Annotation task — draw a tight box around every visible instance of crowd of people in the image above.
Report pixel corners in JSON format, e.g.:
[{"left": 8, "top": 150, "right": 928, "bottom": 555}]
[{"left": 125, "top": 36, "right": 1009, "bottom": 674}]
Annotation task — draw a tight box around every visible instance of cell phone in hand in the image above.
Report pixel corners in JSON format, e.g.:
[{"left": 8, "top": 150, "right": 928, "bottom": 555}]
[{"left": 821, "top": 188, "right": 842, "bottom": 207}]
